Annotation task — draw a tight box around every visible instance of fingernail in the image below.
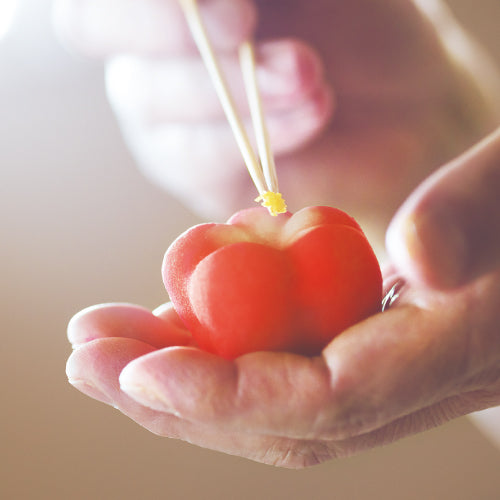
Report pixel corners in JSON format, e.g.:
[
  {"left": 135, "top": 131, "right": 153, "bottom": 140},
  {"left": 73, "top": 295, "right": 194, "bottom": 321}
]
[
  {"left": 69, "top": 378, "right": 114, "bottom": 405},
  {"left": 405, "top": 207, "right": 468, "bottom": 288},
  {"left": 258, "top": 42, "right": 322, "bottom": 97}
]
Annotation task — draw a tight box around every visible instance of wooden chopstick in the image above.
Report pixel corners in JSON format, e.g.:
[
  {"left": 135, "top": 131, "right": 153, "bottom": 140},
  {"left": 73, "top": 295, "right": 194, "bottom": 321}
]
[
  {"left": 239, "top": 41, "right": 279, "bottom": 194},
  {"left": 179, "top": 0, "right": 286, "bottom": 215}
]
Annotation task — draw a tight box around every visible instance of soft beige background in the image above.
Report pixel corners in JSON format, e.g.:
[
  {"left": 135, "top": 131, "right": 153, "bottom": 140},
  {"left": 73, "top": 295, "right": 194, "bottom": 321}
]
[{"left": 1, "top": 1, "right": 499, "bottom": 499}]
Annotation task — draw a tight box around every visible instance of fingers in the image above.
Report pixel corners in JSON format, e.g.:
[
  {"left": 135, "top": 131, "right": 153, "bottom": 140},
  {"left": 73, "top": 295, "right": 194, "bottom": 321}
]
[
  {"left": 53, "top": 0, "right": 257, "bottom": 57},
  {"left": 387, "top": 127, "right": 500, "bottom": 289},
  {"left": 67, "top": 337, "right": 204, "bottom": 438},
  {"left": 119, "top": 273, "right": 500, "bottom": 441},
  {"left": 67, "top": 303, "right": 193, "bottom": 349},
  {"left": 67, "top": 338, "right": 339, "bottom": 468},
  {"left": 119, "top": 347, "right": 337, "bottom": 438},
  {"left": 66, "top": 306, "right": 328, "bottom": 466},
  {"left": 116, "top": 83, "right": 333, "bottom": 215},
  {"left": 105, "top": 39, "right": 330, "bottom": 124},
  {"left": 66, "top": 280, "right": 500, "bottom": 465},
  {"left": 67, "top": 337, "right": 157, "bottom": 406},
  {"left": 67, "top": 335, "right": 498, "bottom": 468}
]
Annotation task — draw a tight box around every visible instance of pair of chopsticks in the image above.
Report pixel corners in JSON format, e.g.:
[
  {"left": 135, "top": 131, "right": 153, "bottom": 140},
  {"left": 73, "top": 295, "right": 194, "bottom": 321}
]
[{"left": 179, "top": 0, "right": 286, "bottom": 216}]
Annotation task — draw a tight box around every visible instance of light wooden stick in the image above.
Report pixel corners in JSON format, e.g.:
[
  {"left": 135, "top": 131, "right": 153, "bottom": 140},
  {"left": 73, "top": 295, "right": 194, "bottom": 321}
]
[
  {"left": 179, "top": 0, "right": 266, "bottom": 195},
  {"left": 239, "top": 41, "right": 279, "bottom": 194},
  {"left": 179, "top": 0, "right": 287, "bottom": 215}
]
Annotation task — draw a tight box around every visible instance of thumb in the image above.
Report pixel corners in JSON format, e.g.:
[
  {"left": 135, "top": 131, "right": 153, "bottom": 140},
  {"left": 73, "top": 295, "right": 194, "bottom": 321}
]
[{"left": 386, "top": 127, "right": 500, "bottom": 289}]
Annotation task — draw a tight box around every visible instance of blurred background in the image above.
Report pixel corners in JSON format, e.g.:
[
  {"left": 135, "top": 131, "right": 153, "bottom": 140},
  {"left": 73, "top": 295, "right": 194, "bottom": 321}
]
[{"left": 1, "top": 1, "right": 499, "bottom": 498}]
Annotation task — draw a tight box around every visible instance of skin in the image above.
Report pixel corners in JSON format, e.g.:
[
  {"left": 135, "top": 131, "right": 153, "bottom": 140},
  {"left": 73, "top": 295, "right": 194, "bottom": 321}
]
[{"left": 55, "top": 0, "right": 500, "bottom": 467}]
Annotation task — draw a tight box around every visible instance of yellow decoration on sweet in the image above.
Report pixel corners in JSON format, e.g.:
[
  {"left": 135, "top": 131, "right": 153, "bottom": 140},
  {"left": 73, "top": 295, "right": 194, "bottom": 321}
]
[{"left": 255, "top": 191, "right": 288, "bottom": 216}]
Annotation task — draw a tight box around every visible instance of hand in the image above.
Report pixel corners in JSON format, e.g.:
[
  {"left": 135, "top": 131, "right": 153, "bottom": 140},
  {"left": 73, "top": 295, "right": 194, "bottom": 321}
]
[
  {"left": 52, "top": 0, "right": 500, "bottom": 251},
  {"left": 65, "top": 273, "right": 500, "bottom": 468},
  {"left": 66, "top": 129, "right": 500, "bottom": 467}
]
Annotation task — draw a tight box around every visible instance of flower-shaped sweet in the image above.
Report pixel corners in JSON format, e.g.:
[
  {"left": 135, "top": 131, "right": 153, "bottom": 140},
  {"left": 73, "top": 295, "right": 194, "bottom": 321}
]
[{"left": 163, "top": 206, "right": 383, "bottom": 359}]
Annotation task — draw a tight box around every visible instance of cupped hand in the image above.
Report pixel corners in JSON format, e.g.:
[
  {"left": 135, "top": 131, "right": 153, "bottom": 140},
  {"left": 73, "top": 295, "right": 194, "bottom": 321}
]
[
  {"left": 53, "top": 0, "right": 500, "bottom": 250},
  {"left": 66, "top": 269, "right": 500, "bottom": 468}
]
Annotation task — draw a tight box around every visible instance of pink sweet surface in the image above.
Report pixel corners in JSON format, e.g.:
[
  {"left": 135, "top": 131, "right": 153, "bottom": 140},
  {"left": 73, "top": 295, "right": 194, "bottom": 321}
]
[{"left": 163, "top": 206, "right": 383, "bottom": 359}]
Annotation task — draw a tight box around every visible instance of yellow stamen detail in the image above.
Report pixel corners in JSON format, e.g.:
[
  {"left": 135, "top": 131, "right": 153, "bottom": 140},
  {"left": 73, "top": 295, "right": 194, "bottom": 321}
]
[{"left": 255, "top": 191, "right": 287, "bottom": 216}]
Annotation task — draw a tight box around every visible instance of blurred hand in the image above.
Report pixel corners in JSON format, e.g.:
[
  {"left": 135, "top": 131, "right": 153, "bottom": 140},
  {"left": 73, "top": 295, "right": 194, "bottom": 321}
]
[{"left": 53, "top": 0, "right": 500, "bottom": 252}]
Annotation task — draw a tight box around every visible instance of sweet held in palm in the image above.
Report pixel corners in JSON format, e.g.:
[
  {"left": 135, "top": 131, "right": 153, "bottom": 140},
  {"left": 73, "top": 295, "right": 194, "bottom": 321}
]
[{"left": 163, "top": 205, "right": 383, "bottom": 359}]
